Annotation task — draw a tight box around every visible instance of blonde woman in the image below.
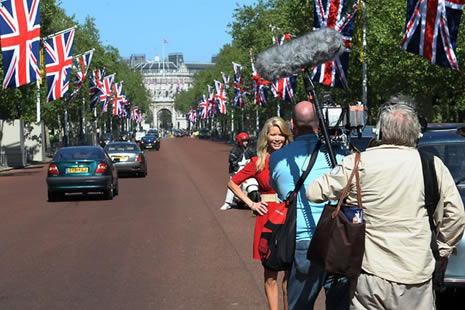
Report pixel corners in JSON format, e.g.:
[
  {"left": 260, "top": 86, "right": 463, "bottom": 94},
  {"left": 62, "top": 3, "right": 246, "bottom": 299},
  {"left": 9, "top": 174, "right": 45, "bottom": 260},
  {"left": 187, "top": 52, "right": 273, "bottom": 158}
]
[{"left": 228, "top": 117, "right": 293, "bottom": 310}]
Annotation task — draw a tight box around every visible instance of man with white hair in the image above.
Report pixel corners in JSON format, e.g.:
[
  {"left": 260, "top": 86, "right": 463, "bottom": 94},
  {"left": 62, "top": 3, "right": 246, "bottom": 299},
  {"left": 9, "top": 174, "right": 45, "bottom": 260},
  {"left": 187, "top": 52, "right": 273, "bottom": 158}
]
[{"left": 307, "top": 96, "right": 465, "bottom": 309}]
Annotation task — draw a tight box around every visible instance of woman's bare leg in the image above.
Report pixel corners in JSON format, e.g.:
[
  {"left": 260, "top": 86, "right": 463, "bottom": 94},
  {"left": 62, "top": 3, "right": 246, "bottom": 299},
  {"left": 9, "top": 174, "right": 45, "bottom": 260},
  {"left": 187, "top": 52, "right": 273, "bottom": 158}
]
[
  {"left": 264, "top": 268, "right": 279, "bottom": 310},
  {"left": 283, "top": 270, "right": 289, "bottom": 310}
]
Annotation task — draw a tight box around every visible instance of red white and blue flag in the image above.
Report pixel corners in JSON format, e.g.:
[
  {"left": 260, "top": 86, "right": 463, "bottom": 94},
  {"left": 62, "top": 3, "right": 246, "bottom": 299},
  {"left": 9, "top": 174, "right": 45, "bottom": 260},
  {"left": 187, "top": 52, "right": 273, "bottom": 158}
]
[
  {"left": 100, "top": 74, "right": 115, "bottom": 114},
  {"left": 207, "top": 84, "right": 216, "bottom": 117},
  {"left": 214, "top": 80, "right": 228, "bottom": 114},
  {"left": 198, "top": 95, "right": 209, "bottom": 119},
  {"left": 270, "top": 34, "right": 296, "bottom": 102},
  {"left": 67, "top": 49, "right": 93, "bottom": 106},
  {"left": 250, "top": 49, "right": 270, "bottom": 106},
  {"left": 43, "top": 28, "right": 76, "bottom": 102},
  {"left": 402, "top": 0, "right": 465, "bottom": 70},
  {"left": 232, "top": 62, "right": 249, "bottom": 108},
  {"left": 221, "top": 71, "right": 230, "bottom": 88},
  {"left": 0, "top": 0, "right": 41, "bottom": 89},
  {"left": 312, "top": 0, "right": 359, "bottom": 89},
  {"left": 89, "top": 68, "right": 104, "bottom": 108},
  {"left": 112, "top": 82, "right": 125, "bottom": 116}
]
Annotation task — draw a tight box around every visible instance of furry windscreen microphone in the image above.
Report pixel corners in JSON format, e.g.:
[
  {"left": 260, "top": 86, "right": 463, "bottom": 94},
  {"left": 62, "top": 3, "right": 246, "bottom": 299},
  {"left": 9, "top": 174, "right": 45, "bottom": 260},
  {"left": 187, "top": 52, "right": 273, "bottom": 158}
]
[{"left": 255, "top": 28, "right": 345, "bottom": 82}]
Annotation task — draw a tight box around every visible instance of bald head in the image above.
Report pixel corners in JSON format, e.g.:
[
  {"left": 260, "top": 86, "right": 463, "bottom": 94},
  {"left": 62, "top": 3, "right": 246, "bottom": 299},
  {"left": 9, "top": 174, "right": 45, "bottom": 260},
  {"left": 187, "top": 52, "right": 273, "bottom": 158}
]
[{"left": 292, "top": 101, "right": 319, "bottom": 136}]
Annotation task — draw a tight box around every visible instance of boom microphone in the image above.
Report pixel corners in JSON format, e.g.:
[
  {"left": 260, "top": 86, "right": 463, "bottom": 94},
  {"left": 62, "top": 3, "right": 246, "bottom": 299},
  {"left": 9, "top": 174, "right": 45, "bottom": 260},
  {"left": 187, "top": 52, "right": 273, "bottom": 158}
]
[{"left": 255, "top": 28, "right": 345, "bottom": 82}]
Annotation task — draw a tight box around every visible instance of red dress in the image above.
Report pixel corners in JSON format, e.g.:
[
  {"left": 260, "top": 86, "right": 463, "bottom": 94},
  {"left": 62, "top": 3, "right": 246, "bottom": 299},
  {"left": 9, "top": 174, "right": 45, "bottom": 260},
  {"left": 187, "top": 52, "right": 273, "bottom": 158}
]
[{"left": 231, "top": 155, "right": 284, "bottom": 260}]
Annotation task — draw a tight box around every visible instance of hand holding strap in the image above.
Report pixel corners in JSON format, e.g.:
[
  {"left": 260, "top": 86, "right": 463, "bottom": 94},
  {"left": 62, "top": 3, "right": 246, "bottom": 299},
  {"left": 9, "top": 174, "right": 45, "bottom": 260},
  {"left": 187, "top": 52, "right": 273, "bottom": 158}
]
[{"left": 332, "top": 152, "right": 362, "bottom": 218}]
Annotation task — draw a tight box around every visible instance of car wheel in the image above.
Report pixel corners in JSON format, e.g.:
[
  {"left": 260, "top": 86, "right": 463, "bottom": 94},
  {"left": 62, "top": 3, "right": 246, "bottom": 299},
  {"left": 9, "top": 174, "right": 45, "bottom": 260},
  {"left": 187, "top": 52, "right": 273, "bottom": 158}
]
[
  {"left": 114, "top": 182, "right": 119, "bottom": 196},
  {"left": 48, "top": 191, "right": 59, "bottom": 202},
  {"left": 104, "top": 186, "right": 114, "bottom": 200}
]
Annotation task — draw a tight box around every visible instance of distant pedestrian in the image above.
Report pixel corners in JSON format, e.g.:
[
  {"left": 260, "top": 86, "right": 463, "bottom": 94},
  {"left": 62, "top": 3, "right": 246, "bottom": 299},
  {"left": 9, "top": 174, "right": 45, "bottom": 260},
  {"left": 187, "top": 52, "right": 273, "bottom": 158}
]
[{"left": 227, "top": 117, "right": 293, "bottom": 310}]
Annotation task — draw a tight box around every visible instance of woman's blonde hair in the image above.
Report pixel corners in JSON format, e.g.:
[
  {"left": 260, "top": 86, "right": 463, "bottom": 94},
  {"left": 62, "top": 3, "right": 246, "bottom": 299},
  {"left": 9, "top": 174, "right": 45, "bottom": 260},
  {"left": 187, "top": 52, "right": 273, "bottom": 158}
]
[{"left": 256, "top": 116, "right": 293, "bottom": 173}]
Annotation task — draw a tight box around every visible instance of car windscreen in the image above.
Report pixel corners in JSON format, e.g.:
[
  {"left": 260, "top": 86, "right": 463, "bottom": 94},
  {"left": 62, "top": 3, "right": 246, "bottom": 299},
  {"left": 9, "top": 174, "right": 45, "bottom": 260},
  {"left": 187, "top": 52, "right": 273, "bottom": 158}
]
[
  {"left": 419, "top": 142, "right": 465, "bottom": 183},
  {"left": 54, "top": 148, "right": 105, "bottom": 161},
  {"left": 105, "top": 144, "right": 139, "bottom": 152}
]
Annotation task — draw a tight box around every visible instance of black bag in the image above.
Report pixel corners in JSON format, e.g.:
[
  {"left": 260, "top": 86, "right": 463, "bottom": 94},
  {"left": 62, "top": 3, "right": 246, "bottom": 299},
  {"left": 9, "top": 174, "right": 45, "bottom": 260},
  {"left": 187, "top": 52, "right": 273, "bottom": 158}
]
[
  {"left": 307, "top": 152, "right": 366, "bottom": 278},
  {"left": 259, "top": 141, "right": 321, "bottom": 271},
  {"left": 419, "top": 150, "right": 445, "bottom": 292}
]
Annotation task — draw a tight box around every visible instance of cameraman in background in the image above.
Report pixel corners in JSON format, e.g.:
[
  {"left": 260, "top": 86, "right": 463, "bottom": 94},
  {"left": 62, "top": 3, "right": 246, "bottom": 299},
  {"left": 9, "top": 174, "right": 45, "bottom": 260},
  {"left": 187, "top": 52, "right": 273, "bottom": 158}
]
[{"left": 220, "top": 132, "right": 256, "bottom": 210}]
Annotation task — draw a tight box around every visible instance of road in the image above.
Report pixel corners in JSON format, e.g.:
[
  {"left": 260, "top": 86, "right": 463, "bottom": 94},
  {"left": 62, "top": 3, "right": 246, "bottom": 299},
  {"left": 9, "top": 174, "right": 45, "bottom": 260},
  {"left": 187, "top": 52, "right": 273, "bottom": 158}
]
[
  {"left": 0, "top": 137, "right": 457, "bottom": 310},
  {"left": 0, "top": 138, "right": 304, "bottom": 310}
]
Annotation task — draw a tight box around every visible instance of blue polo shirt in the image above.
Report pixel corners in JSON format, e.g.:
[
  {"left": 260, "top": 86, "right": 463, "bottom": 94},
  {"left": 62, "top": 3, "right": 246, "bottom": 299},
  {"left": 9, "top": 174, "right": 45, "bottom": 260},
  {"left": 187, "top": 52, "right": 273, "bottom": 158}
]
[{"left": 269, "top": 134, "right": 346, "bottom": 241}]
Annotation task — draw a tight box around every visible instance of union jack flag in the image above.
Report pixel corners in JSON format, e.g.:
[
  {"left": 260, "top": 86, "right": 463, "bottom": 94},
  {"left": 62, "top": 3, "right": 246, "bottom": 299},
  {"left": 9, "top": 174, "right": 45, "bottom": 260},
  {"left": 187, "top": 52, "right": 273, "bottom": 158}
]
[
  {"left": 214, "top": 80, "right": 228, "bottom": 114},
  {"left": 131, "top": 106, "right": 139, "bottom": 121},
  {"left": 207, "top": 84, "right": 216, "bottom": 117},
  {"left": 312, "top": 0, "right": 359, "bottom": 89},
  {"left": 250, "top": 49, "right": 270, "bottom": 106},
  {"left": 198, "top": 95, "right": 208, "bottom": 119},
  {"left": 112, "top": 82, "right": 125, "bottom": 116},
  {"left": 232, "top": 62, "right": 249, "bottom": 108},
  {"left": 269, "top": 34, "right": 296, "bottom": 102},
  {"left": 43, "top": 28, "right": 76, "bottom": 102},
  {"left": 67, "top": 49, "right": 93, "bottom": 106},
  {"left": 0, "top": 0, "right": 41, "bottom": 89},
  {"left": 402, "top": 0, "right": 465, "bottom": 70},
  {"left": 221, "top": 71, "right": 230, "bottom": 88},
  {"left": 100, "top": 74, "right": 115, "bottom": 114},
  {"left": 89, "top": 68, "right": 104, "bottom": 108}
]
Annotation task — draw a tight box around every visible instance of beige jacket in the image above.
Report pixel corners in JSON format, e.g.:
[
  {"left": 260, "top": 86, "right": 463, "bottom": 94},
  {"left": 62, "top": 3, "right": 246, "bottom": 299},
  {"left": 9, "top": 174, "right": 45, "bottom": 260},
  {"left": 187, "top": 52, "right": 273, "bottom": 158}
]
[{"left": 306, "top": 145, "right": 465, "bottom": 284}]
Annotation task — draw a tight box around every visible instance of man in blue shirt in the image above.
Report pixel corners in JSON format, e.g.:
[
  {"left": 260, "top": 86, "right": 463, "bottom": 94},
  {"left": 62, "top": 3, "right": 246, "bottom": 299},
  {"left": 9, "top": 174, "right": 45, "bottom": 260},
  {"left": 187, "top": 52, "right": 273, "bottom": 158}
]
[{"left": 269, "top": 101, "right": 349, "bottom": 310}]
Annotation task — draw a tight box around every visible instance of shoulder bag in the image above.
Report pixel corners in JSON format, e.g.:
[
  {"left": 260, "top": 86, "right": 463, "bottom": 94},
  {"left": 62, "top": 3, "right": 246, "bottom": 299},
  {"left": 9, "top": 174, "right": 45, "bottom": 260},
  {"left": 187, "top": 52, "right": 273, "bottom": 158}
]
[
  {"left": 259, "top": 141, "right": 321, "bottom": 271},
  {"left": 307, "top": 151, "right": 366, "bottom": 278}
]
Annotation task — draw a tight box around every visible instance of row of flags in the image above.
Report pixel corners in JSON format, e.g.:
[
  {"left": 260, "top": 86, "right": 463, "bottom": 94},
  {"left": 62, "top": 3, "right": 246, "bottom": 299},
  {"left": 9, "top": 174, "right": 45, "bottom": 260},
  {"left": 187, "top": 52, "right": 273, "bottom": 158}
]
[
  {"left": 0, "top": 0, "right": 142, "bottom": 123},
  {"left": 188, "top": 0, "right": 465, "bottom": 124}
]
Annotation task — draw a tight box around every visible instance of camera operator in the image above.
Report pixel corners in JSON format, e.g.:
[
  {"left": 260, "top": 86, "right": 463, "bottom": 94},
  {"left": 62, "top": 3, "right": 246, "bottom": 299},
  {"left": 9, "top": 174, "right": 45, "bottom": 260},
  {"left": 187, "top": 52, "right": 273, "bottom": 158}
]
[
  {"left": 219, "top": 132, "right": 256, "bottom": 210},
  {"left": 307, "top": 95, "right": 465, "bottom": 309}
]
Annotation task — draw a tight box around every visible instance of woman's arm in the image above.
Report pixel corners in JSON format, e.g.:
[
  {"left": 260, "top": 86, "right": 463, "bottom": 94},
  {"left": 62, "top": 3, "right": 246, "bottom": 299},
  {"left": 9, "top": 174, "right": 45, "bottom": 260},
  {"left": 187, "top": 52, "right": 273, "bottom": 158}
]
[{"left": 227, "top": 179, "right": 269, "bottom": 215}]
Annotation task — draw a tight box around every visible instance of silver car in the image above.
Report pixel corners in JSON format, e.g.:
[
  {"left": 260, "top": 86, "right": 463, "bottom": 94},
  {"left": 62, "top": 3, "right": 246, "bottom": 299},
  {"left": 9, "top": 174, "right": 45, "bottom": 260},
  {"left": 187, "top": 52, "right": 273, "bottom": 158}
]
[{"left": 104, "top": 142, "right": 147, "bottom": 177}]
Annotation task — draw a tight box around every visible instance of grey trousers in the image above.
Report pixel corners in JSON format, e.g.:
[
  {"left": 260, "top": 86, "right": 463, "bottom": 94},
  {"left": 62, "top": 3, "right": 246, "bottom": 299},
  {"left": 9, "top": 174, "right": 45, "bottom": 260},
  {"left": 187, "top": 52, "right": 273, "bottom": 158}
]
[{"left": 350, "top": 272, "right": 435, "bottom": 310}]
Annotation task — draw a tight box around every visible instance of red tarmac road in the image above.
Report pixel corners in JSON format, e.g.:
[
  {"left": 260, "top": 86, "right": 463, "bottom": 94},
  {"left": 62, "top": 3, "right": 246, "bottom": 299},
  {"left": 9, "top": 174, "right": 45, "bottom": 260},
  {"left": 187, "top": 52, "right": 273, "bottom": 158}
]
[
  {"left": 0, "top": 138, "right": 457, "bottom": 309},
  {"left": 1, "top": 138, "right": 325, "bottom": 310}
]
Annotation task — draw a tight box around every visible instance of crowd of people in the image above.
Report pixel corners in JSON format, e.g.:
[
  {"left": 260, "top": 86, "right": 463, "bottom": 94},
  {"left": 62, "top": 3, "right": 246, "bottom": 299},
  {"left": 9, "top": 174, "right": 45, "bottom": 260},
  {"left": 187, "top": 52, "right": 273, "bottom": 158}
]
[{"left": 220, "top": 97, "right": 465, "bottom": 310}]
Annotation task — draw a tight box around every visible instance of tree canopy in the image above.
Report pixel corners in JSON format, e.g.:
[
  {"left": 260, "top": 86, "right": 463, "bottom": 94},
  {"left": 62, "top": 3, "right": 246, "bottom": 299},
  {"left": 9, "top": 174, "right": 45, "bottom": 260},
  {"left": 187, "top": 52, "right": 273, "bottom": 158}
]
[{"left": 175, "top": 0, "right": 465, "bottom": 129}]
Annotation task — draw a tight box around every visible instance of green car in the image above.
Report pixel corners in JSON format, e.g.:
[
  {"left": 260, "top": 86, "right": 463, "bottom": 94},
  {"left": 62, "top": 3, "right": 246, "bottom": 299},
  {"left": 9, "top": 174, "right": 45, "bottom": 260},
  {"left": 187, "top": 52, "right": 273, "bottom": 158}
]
[{"left": 46, "top": 146, "right": 119, "bottom": 201}]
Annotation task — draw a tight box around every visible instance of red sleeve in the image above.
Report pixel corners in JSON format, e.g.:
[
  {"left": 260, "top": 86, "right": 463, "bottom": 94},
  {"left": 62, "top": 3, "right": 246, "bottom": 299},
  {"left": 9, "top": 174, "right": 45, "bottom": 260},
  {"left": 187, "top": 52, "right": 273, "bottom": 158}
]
[{"left": 231, "top": 157, "right": 257, "bottom": 185}]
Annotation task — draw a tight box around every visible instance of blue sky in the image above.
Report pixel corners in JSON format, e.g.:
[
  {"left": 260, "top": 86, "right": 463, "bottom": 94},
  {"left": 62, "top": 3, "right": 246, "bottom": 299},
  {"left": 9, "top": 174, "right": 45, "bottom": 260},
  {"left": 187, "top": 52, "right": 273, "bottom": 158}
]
[{"left": 58, "top": 0, "right": 257, "bottom": 63}]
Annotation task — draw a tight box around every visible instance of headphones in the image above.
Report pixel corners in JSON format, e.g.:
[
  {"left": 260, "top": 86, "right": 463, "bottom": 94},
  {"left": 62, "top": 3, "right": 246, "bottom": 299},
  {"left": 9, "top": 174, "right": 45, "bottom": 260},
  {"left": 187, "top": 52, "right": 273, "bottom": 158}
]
[{"left": 373, "top": 102, "right": 425, "bottom": 142}]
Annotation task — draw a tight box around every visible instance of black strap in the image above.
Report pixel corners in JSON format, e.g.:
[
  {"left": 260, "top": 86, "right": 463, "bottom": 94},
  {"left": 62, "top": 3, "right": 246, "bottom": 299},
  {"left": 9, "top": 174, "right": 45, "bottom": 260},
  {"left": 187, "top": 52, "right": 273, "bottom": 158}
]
[
  {"left": 419, "top": 150, "right": 444, "bottom": 291},
  {"left": 286, "top": 141, "right": 322, "bottom": 200}
]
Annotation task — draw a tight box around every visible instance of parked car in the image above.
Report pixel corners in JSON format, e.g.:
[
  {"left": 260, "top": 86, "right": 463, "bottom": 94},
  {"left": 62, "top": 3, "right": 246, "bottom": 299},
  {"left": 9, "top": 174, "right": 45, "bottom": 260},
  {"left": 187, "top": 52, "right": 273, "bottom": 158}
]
[
  {"left": 99, "top": 132, "right": 114, "bottom": 147},
  {"left": 140, "top": 133, "right": 160, "bottom": 151},
  {"left": 417, "top": 124, "right": 465, "bottom": 294},
  {"left": 46, "top": 146, "right": 119, "bottom": 201},
  {"left": 134, "top": 130, "right": 147, "bottom": 142},
  {"left": 104, "top": 142, "right": 147, "bottom": 177}
]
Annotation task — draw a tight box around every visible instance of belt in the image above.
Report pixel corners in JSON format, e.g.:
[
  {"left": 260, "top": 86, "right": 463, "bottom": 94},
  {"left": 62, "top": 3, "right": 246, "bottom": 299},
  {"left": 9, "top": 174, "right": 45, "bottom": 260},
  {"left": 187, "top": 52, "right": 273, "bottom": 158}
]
[{"left": 261, "top": 193, "right": 279, "bottom": 203}]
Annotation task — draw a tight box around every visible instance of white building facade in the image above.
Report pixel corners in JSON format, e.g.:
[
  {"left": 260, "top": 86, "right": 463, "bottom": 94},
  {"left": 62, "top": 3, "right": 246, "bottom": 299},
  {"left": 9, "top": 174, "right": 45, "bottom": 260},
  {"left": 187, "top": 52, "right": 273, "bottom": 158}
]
[{"left": 130, "top": 53, "right": 214, "bottom": 130}]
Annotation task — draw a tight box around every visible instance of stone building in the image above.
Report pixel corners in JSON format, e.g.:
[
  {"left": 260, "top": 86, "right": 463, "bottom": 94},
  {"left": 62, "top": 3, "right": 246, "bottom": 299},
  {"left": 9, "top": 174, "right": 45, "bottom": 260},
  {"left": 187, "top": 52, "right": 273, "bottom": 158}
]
[{"left": 130, "top": 53, "right": 215, "bottom": 130}]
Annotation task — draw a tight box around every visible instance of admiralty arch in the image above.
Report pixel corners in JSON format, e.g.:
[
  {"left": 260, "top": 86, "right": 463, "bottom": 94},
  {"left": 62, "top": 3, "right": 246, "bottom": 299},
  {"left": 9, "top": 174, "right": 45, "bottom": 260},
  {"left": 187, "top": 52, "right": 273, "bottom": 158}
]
[{"left": 130, "top": 53, "right": 215, "bottom": 130}]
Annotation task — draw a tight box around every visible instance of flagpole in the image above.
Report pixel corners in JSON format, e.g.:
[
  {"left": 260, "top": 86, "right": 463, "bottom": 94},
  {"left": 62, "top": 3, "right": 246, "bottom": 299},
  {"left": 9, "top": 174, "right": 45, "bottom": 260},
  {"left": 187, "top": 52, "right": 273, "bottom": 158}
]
[
  {"left": 362, "top": 0, "right": 368, "bottom": 107},
  {"left": 43, "top": 25, "right": 77, "bottom": 41},
  {"left": 36, "top": 81, "right": 41, "bottom": 123},
  {"left": 256, "top": 108, "right": 259, "bottom": 137},
  {"left": 277, "top": 102, "right": 281, "bottom": 117}
]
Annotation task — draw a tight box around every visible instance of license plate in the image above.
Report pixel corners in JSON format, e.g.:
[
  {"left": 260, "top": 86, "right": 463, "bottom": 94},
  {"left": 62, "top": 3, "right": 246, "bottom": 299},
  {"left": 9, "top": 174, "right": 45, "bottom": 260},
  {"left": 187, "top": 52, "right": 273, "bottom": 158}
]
[
  {"left": 112, "top": 156, "right": 128, "bottom": 161},
  {"left": 68, "top": 167, "right": 88, "bottom": 173},
  {"left": 146, "top": 145, "right": 152, "bottom": 148}
]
